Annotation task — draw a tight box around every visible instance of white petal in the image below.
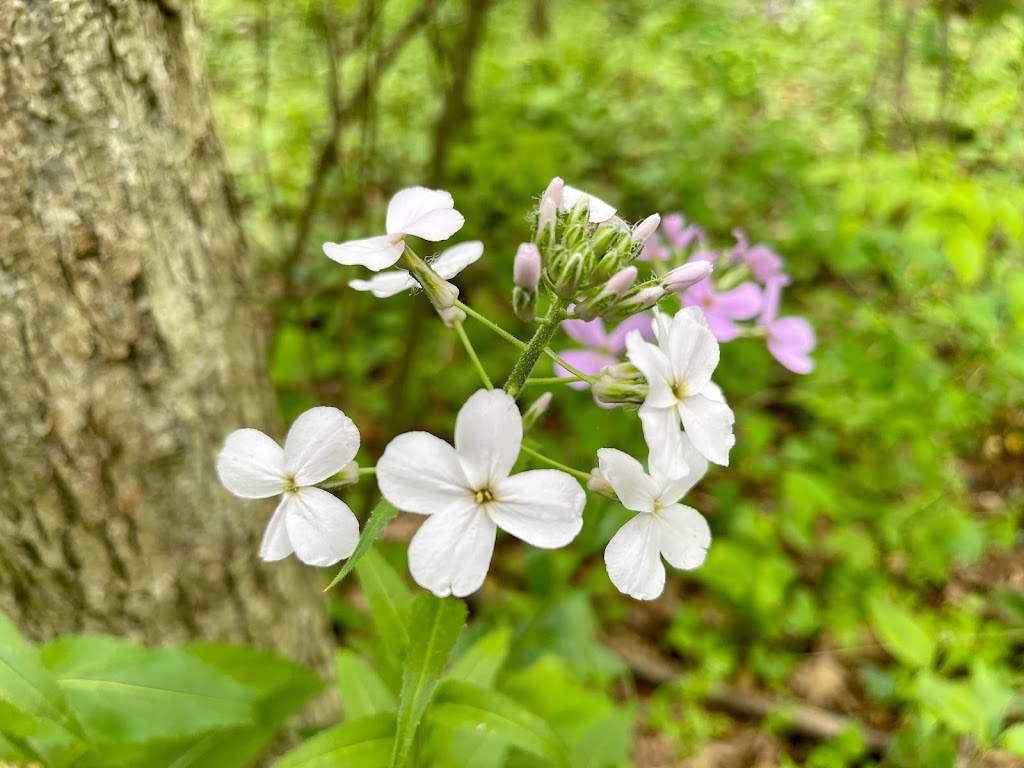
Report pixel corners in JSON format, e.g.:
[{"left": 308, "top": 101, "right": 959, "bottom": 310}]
[
  {"left": 604, "top": 514, "right": 665, "bottom": 600},
  {"left": 666, "top": 314, "right": 720, "bottom": 394},
  {"left": 650, "top": 432, "right": 708, "bottom": 503},
  {"left": 377, "top": 431, "right": 471, "bottom": 514},
  {"left": 408, "top": 502, "right": 496, "bottom": 598},
  {"left": 679, "top": 393, "right": 736, "bottom": 466},
  {"left": 650, "top": 307, "right": 673, "bottom": 342},
  {"left": 386, "top": 187, "right": 465, "bottom": 241},
  {"left": 431, "top": 241, "right": 484, "bottom": 279},
  {"left": 560, "top": 185, "right": 617, "bottom": 223},
  {"left": 656, "top": 503, "right": 710, "bottom": 570},
  {"left": 625, "top": 331, "right": 676, "bottom": 409},
  {"left": 216, "top": 428, "right": 285, "bottom": 498},
  {"left": 283, "top": 407, "right": 360, "bottom": 486},
  {"left": 639, "top": 405, "right": 688, "bottom": 481},
  {"left": 454, "top": 390, "right": 522, "bottom": 489},
  {"left": 259, "top": 498, "right": 293, "bottom": 561},
  {"left": 324, "top": 236, "right": 405, "bottom": 271},
  {"left": 596, "top": 448, "right": 658, "bottom": 513},
  {"left": 701, "top": 381, "right": 726, "bottom": 403},
  {"left": 282, "top": 488, "right": 360, "bottom": 567},
  {"left": 348, "top": 270, "right": 418, "bottom": 298},
  {"left": 676, "top": 305, "right": 713, "bottom": 332},
  {"left": 489, "top": 470, "right": 585, "bottom": 548}
]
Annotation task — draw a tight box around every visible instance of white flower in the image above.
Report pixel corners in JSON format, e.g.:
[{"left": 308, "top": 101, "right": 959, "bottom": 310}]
[
  {"left": 560, "top": 184, "right": 618, "bottom": 224},
  {"left": 216, "top": 407, "right": 360, "bottom": 567},
  {"left": 626, "top": 306, "right": 735, "bottom": 473},
  {"left": 376, "top": 389, "right": 586, "bottom": 597},
  {"left": 600, "top": 436, "right": 711, "bottom": 600},
  {"left": 323, "top": 187, "right": 465, "bottom": 271},
  {"left": 348, "top": 241, "right": 483, "bottom": 298}
]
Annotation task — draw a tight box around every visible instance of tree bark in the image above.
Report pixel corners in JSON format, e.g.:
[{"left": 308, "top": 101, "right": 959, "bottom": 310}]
[{"left": 0, "top": 0, "right": 334, "bottom": 677}]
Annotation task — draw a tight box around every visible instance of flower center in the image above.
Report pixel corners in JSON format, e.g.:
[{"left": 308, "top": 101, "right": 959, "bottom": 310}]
[
  {"left": 282, "top": 477, "right": 298, "bottom": 493},
  {"left": 474, "top": 488, "right": 494, "bottom": 504},
  {"left": 671, "top": 381, "right": 689, "bottom": 401}
]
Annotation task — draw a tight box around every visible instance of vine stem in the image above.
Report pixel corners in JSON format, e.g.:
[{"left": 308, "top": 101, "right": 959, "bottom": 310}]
[{"left": 519, "top": 444, "right": 592, "bottom": 483}]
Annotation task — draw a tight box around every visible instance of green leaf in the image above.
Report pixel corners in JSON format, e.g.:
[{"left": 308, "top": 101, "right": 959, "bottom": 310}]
[
  {"left": 944, "top": 221, "right": 985, "bottom": 285},
  {"left": 447, "top": 628, "right": 511, "bottom": 689},
  {"left": 999, "top": 723, "right": 1024, "bottom": 756},
  {"left": 326, "top": 499, "right": 399, "bottom": 591},
  {"left": 41, "top": 635, "right": 256, "bottom": 746},
  {"left": 0, "top": 612, "right": 83, "bottom": 741},
  {"left": 337, "top": 650, "right": 397, "bottom": 720},
  {"left": 914, "top": 672, "right": 982, "bottom": 738},
  {"left": 390, "top": 595, "right": 467, "bottom": 768},
  {"left": 274, "top": 712, "right": 396, "bottom": 768},
  {"left": 866, "top": 595, "right": 935, "bottom": 669},
  {"left": 356, "top": 547, "right": 414, "bottom": 666},
  {"left": 430, "top": 680, "right": 570, "bottom": 768}
]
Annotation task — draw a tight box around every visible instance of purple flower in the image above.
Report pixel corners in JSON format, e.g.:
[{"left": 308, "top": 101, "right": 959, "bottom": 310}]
[
  {"left": 682, "top": 277, "right": 762, "bottom": 342},
  {"left": 758, "top": 279, "right": 815, "bottom": 374},
  {"left": 554, "top": 315, "right": 655, "bottom": 404},
  {"left": 732, "top": 229, "right": 788, "bottom": 284},
  {"left": 662, "top": 214, "right": 706, "bottom": 250}
]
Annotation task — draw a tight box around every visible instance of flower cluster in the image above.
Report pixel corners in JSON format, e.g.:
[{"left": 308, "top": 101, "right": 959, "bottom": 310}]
[{"left": 215, "top": 182, "right": 815, "bottom": 602}]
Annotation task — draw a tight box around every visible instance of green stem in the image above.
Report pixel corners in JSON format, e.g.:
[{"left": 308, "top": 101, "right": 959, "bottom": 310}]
[
  {"left": 454, "top": 300, "right": 528, "bottom": 350},
  {"left": 524, "top": 375, "right": 584, "bottom": 386},
  {"left": 541, "top": 347, "right": 598, "bottom": 382},
  {"left": 520, "top": 444, "right": 592, "bottom": 483},
  {"left": 504, "top": 300, "right": 569, "bottom": 399},
  {"left": 453, "top": 320, "right": 493, "bottom": 390},
  {"left": 358, "top": 466, "right": 376, "bottom": 476}
]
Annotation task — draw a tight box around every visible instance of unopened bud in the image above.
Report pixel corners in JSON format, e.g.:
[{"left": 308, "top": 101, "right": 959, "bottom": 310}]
[
  {"left": 591, "top": 222, "right": 628, "bottom": 257},
  {"left": 604, "top": 361, "right": 643, "bottom": 380},
  {"left": 592, "top": 370, "right": 648, "bottom": 405},
  {"left": 438, "top": 305, "right": 466, "bottom": 328},
  {"left": 513, "top": 243, "right": 542, "bottom": 291},
  {"left": 587, "top": 468, "right": 617, "bottom": 500},
  {"left": 574, "top": 265, "right": 640, "bottom": 321},
  {"left": 522, "top": 392, "right": 553, "bottom": 431},
  {"left": 541, "top": 176, "right": 564, "bottom": 208},
  {"left": 512, "top": 286, "right": 537, "bottom": 322},
  {"left": 636, "top": 285, "right": 667, "bottom": 309},
  {"left": 404, "top": 249, "right": 459, "bottom": 310},
  {"left": 662, "top": 260, "right": 713, "bottom": 294},
  {"left": 632, "top": 213, "right": 661, "bottom": 243},
  {"left": 536, "top": 197, "right": 558, "bottom": 249},
  {"left": 603, "top": 266, "right": 638, "bottom": 297},
  {"left": 568, "top": 194, "right": 591, "bottom": 229},
  {"left": 551, "top": 251, "right": 588, "bottom": 298}
]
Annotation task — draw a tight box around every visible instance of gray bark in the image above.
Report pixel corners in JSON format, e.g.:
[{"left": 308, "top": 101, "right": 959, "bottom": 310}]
[{"left": 0, "top": 0, "right": 334, "bottom": 678}]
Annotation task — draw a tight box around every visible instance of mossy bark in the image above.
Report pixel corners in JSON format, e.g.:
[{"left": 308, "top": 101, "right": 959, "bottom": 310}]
[{"left": 0, "top": 0, "right": 334, "bottom": 681}]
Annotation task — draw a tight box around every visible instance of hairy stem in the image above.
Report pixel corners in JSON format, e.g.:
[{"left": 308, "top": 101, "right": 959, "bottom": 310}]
[{"left": 504, "top": 300, "right": 568, "bottom": 399}]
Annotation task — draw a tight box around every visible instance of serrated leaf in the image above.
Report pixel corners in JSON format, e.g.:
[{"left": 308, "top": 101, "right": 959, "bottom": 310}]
[
  {"left": 356, "top": 548, "right": 414, "bottom": 667},
  {"left": 447, "top": 628, "right": 511, "bottom": 689},
  {"left": 41, "top": 635, "right": 255, "bottom": 745},
  {"left": 430, "top": 679, "right": 570, "bottom": 768},
  {"left": 274, "top": 712, "right": 396, "bottom": 767},
  {"left": 337, "top": 650, "right": 396, "bottom": 720},
  {"left": 867, "top": 595, "right": 935, "bottom": 669},
  {"left": 390, "top": 595, "right": 467, "bottom": 768},
  {"left": 0, "top": 613, "right": 83, "bottom": 742},
  {"left": 326, "top": 499, "right": 399, "bottom": 591}
]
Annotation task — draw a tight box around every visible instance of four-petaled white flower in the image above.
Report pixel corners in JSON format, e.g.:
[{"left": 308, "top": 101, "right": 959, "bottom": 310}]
[
  {"left": 626, "top": 306, "right": 735, "bottom": 474},
  {"left": 323, "top": 187, "right": 465, "bottom": 272},
  {"left": 348, "top": 241, "right": 483, "bottom": 298},
  {"left": 376, "top": 389, "right": 586, "bottom": 598},
  {"left": 216, "top": 407, "right": 360, "bottom": 567},
  {"left": 560, "top": 184, "right": 618, "bottom": 224},
  {"left": 600, "top": 435, "right": 711, "bottom": 600}
]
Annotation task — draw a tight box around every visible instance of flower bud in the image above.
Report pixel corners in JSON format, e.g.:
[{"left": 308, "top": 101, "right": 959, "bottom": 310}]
[
  {"left": 541, "top": 176, "right": 564, "bottom": 208},
  {"left": 568, "top": 194, "right": 591, "bottom": 230},
  {"left": 592, "top": 370, "right": 648, "bottom": 406},
  {"left": 574, "top": 265, "right": 639, "bottom": 321},
  {"left": 403, "top": 249, "right": 459, "bottom": 310},
  {"left": 590, "top": 222, "right": 628, "bottom": 258},
  {"left": 512, "top": 286, "right": 537, "bottom": 322},
  {"left": 662, "top": 260, "right": 713, "bottom": 294},
  {"left": 536, "top": 197, "right": 558, "bottom": 250},
  {"left": 522, "top": 392, "right": 553, "bottom": 431},
  {"left": 587, "top": 468, "right": 617, "bottom": 500},
  {"left": 513, "top": 243, "right": 542, "bottom": 292},
  {"left": 636, "top": 285, "right": 667, "bottom": 309},
  {"left": 603, "top": 266, "right": 638, "bottom": 297},
  {"left": 603, "top": 361, "right": 643, "bottom": 380},
  {"left": 632, "top": 213, "right": 661, "bottom": 244},
  {"left": 551, "top": 251, "right": 588, "bottom": 298},
  {"left": 438, "top": 305, "right": 466, "bottom": 328}
]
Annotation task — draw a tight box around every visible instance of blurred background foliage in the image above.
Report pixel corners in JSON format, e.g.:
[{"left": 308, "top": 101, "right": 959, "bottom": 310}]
[{"left": 196, "top": 0, "right": 1023, "bottom": 764}]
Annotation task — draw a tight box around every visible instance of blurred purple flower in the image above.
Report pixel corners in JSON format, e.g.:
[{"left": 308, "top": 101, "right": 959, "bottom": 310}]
[
  {"left": 758, "top": 279, "right": 815, "bottom": 374},
  {"left": 682, "top": 277, "right": 762, "bottom": 342},
  {"left": 640, "top": 213, "right": 706, "bottom": 261},
  {"left": 732, "top": 229, "right": 788, "bottom": 285},
  {"left": 555, "top": 315, "right": 655, "bottom": 404}
]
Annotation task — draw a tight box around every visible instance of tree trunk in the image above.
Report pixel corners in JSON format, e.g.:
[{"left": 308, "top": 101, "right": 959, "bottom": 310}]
[{"left": 0, "top": 0, "right": 334, "bottom": 677}]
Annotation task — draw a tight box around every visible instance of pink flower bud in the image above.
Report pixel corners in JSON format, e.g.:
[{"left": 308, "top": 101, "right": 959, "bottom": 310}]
[
  {"left": 632, "top": 213, "right": 661, "bottom": 243},
  {"left": 536, "top": 197, "right": 558, "bottom": 243},
  {"left": 541, "top": 176, "right": 565, "bottom": 208},
  {"left": 603, "top": 266, "right": 638, "bottom": 297},
  {"left": 513, "top": 243, "right": 542, "bottom": 291},
  {"left": 662, "top": 260, "right": 713, "bottom": 293},
  {"left": 637, "top": 285, "right": 667, "bottom": 309}
]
